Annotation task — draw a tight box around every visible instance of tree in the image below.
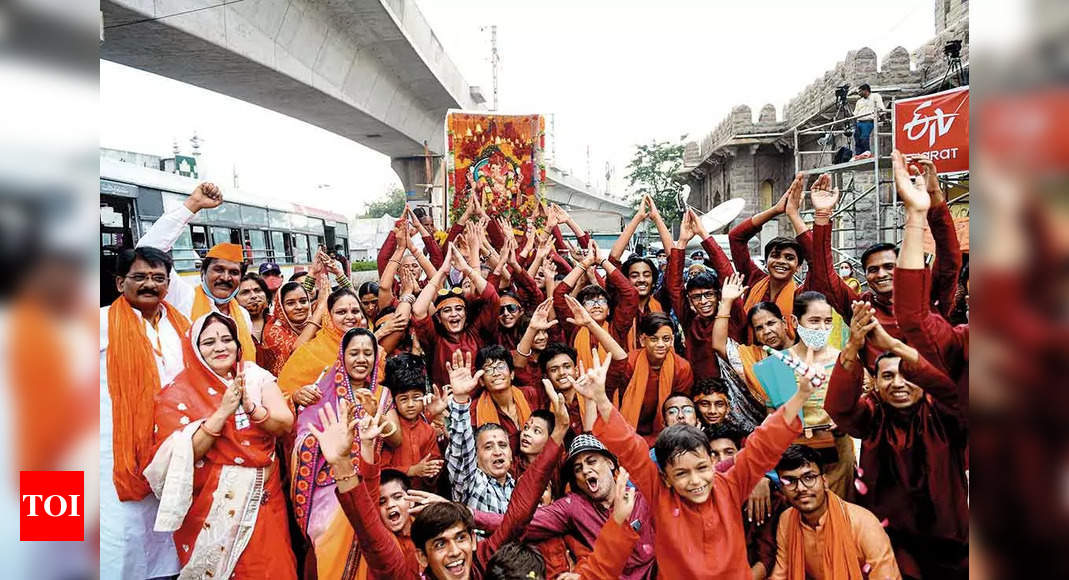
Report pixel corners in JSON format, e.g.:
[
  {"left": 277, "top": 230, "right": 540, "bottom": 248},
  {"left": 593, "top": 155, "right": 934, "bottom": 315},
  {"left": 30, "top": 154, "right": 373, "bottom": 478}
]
[
  {"left": 625, "top": 140, "right": 686, "bottom": 228},
  {"left": 362, "top": 186, "right": 407, "bottom": 218}
]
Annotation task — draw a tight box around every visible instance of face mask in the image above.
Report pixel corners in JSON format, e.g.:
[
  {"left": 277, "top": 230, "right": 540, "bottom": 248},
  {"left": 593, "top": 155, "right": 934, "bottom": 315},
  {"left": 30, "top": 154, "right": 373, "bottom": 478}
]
[
  {"left": 201, "top": 276, "right": 239, "bottom": 305},
  {"left": 838, "top": 266, "right": 852, "bottom": 277},
  {"left": 796, "top": 325, "right": 831, "bottom": 350}
]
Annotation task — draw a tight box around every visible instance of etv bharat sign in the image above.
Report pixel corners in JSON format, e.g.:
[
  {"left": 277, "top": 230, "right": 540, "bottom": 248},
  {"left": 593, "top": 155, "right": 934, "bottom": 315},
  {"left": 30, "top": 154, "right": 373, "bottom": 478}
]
[{"left": 893, "top": 86, "right": 969, "bottom": 174}]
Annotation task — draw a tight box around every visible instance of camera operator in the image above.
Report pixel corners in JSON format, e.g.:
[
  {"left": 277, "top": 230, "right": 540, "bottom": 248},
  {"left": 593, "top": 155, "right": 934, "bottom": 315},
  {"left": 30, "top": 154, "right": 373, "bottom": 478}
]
[{"left": 852, "top": 83, "right": 885, "bottom": 156}]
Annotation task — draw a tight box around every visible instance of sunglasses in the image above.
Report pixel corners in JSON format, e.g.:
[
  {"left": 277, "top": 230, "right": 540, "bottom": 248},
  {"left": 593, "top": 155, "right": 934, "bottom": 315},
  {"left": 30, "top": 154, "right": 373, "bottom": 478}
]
[
  {"left": 500, "top": 304, "right": 521, "bottom": 315},
  {"left": 437, "top": 286, "right": 465, "bottom": 297}
]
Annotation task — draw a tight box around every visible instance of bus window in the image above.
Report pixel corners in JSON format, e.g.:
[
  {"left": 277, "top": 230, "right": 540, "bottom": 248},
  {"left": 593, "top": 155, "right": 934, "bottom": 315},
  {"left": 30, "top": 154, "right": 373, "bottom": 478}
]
[
  {"left": 211, "top": 226, "right": 239, "bottom": 246},
  {"left": 294, "top": 233, "right": 310, "bottom": 263},
  {"left": 191, "top": 225, "right": 209, "bottom": 258},
  {"left": 247, "top": 230, "right": 269, "bottom": 262},
  {"left": 173, "top": 227, "right": 203, "bottom": 271},
  {"left": 270, "top": 231, "right": 289, "bottom": 264}
]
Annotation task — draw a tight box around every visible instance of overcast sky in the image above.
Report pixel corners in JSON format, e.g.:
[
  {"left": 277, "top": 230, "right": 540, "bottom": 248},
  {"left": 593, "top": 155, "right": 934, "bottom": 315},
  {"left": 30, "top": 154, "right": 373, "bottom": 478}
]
[{"left": 100, "top": 0, "right": 941, "bottom": 218}]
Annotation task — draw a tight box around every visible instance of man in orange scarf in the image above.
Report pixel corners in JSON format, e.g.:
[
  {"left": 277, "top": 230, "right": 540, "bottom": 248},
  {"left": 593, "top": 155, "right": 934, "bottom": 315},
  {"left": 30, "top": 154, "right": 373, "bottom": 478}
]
[
  {"left": 619, "top": 313, "right": 694, "bottom": 444},
  {"left": 771, "top": 445, "right": 900, "bottom": 580},
  {"left": 100, "top": 247, "right": 190, "bottom": 578},
  {"left": 728, "top": 173, "right": 816, "bottom": 342},
  {"left": 469, "top": 345, "right": 543, "bottom": 453},
  {"left": 135, "top": 181, "right": 256, "bottom": 362}
]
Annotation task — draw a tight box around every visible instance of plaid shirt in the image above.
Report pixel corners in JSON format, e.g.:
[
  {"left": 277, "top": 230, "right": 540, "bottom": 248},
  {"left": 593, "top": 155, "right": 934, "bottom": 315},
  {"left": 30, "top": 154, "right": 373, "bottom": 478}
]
[{"left": 447, "top": 398, "right": 515, "bottom": 514}]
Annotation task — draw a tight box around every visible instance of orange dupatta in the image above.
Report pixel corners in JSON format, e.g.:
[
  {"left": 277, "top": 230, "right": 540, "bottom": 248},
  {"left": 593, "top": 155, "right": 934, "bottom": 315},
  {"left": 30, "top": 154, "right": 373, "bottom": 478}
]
[
  {"left": 475, "top": 388, "right": 533, "bottom": 428},
  {"left": 626, "top": 296, "right": 663, "bottom": 350},
  {"left": 619, "top": 350, "right": 674, "bottom": 432},
  {"left": 192, "top": 285, "right": 255, "bottom": 362},
  {"left": 574, "top": 322, "right": 609, "bottom": 372},
  {"left": 277, "top": 322, "right": 344, "bottom": 396},
  {"left": 784, "top": 491, "right": 864, "bottom": 580},
  {"left": 742, "top": 275, "right": 797, "bottom": 344},
  {"left": 737, "top": 344, "right": 770, "bottom": 404},
  {"left": 106, "top": 296, "right": 191, "bottom": 500}
]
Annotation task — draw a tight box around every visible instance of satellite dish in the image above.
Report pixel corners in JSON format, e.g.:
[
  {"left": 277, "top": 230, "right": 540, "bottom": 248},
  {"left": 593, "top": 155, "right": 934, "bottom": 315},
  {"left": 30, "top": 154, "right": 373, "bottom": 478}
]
[{"left": 699, "top": 198, "right": 745, "bottom": 233}]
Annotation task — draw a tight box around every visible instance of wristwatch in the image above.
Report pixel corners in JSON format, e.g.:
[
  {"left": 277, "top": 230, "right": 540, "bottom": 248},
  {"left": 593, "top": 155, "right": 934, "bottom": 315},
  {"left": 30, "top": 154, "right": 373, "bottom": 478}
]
[{"left": 400, "top": 293, "right": 416, "bottom": 304}]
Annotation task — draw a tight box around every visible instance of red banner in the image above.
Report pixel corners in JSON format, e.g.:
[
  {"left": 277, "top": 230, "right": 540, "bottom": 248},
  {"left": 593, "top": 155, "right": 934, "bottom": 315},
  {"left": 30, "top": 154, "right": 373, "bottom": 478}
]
[{"left": 894, "top": 86, "right": 969, "bottom": 174}]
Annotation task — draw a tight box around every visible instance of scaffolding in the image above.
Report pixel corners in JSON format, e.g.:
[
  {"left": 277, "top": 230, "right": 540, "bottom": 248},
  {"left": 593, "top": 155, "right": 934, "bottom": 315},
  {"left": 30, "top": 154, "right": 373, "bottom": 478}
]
[{"left": 792, "top": 105, "right": 898, "bottom": 271}]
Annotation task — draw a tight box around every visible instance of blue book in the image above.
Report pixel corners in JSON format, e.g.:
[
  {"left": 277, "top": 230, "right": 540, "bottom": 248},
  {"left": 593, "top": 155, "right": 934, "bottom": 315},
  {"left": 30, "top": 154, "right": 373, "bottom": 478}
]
[{"left": 752, "top": 354, "right": 806, "bottom": 425}]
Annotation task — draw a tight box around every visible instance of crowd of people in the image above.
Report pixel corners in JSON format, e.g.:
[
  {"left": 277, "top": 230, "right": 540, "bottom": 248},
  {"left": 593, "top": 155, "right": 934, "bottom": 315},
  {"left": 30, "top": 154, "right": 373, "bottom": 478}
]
[{"left": 100, "top": 149, "right": 968, "bottom": 579}]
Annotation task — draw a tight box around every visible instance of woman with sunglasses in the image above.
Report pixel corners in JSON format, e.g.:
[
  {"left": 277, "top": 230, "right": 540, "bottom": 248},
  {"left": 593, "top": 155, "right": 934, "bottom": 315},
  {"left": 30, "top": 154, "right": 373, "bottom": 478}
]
[{"left": 412, "top": 243, "right": 501, "bottom": 389}]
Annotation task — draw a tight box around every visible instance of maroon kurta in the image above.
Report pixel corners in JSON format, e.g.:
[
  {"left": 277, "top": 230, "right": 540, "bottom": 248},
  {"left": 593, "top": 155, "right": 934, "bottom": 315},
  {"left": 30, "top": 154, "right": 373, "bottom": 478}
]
[
  {"left": 825, "top": 352, "right": 968, "bottom": 577},
  {"left": 412, "top": 283, "right": 500, "bottom": 389}
]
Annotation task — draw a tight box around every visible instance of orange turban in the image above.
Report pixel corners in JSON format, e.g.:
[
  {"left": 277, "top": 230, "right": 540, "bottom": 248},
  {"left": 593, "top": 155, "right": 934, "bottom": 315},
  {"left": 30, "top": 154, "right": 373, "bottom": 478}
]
[{"left": 206, "top": 243, "right": 244, "bottom": 264}]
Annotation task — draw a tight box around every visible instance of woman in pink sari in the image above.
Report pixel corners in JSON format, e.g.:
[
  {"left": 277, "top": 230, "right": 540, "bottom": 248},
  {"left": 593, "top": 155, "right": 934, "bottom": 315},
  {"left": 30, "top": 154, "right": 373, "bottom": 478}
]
[
  {"left": 145, "top": 312, "right": 297, "bottom": 579},
  {"left": 290, "top": 327, "right": 401, "bottom": 580}
]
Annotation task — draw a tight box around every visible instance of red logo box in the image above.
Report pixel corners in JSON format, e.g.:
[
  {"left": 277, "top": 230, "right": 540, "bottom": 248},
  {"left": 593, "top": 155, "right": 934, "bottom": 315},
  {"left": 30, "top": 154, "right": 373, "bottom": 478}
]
[{"left": 20, "top": 471, "right": 84, "bottom": 541}]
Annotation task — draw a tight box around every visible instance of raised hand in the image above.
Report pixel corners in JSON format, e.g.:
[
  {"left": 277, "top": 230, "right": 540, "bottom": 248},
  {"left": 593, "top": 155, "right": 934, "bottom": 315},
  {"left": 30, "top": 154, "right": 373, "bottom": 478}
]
[
  {"left": 677, "top": 209, "right": 697, "bottom": 243},
  {"left": 543, "top": 379, "right": 571, "bottom": 442},
  {"left": 646, "top": 195, "right": 662, "bottom": 222},
  {"left": 785, "top": 172, "right": 807, "bottom": 216},
  {"left": 563, "top": 294, "right": 595, "bottom": 328},
  {"left": 892, "top": 150, "right": 931, "bottom": 212},
  {"left": 913, "top": 156, "right": 945, "bottom": 204},
  {"left": 424, "top": 384, "right": 448, "bottom": 419},
  {"left": 528, "top": 298, "right": 559, "bottom": 331},
  {"left": 186, "top": 182, "right": 223, "bottom": 212},
  {"left": 633, "top": 196, "right": 649, "bottom": 221},
  {"left": 399, "top": 267, "right": 418, "bottom": 296},
  {"left": 809, "top": 173, "right": 839, "bottom": 212},
  {"left": 721, "top": 272, "right": 748, "bottom": 303},
  {"left": 611, "top": 468, "right": 636, "bottom": 525},
  {"left": 775, "top": 172, "right": 806, "bottom": 214},
  {"left": 571, "top": 347, "right": 611, "bottom": 406},
  {"left": 540, "top": 259, "right": 557, "bottom": 282},
  {"left": 307, "top": 399, "right": 358, "bottom": 465},
  {"left": 445, "top": 349, "right": 484, "bottom": 403},
  {"left": 357, "top": 401, "right": 387, "bottom": 443},
  {"left": 746, "top": 477, "right": 772, "bottom": 525}
]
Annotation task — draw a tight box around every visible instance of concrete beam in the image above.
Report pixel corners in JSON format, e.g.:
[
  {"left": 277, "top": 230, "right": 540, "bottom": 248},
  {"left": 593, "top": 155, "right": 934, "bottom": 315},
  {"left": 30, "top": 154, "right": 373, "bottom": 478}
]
[{"left": 100, "top": 0, "right": 479, "bottom": 158}]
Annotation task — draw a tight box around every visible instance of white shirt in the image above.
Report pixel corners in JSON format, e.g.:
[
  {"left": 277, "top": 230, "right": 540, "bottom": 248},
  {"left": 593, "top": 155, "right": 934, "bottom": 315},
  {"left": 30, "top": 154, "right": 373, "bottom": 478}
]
[
  {"left": 853, "top": 92, "right": 885, "bottom": 121},
  {"left": 136, "top": 205, "right": 252, "bottom": 329},
  {"left": 99, "top": 304, "right": 185, "bottom": 579}
]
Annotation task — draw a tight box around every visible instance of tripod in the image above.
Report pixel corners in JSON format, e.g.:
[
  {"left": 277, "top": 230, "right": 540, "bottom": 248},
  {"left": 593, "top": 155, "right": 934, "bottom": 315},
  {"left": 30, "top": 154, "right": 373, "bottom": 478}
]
[
  {"left": 819, "top": 90, "right": 854, "bottom": 157},
  {"left": 938, "top": 54, "right": 968, "bottom": 90}
]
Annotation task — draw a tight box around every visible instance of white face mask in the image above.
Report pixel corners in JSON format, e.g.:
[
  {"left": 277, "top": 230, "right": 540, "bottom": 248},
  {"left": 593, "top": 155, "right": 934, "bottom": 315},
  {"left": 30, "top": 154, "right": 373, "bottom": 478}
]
[
  {"left": 838, "top": 266, "right": 852, "bottom": 277},
  {"left": 796, "top": 325, "right": 831, "bottom": 351}
]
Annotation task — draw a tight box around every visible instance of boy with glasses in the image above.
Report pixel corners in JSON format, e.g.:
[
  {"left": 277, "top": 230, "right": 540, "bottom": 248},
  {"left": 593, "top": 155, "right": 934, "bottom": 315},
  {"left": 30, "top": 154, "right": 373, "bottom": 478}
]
[
  {"left": 771, "top": 445, "right": 900, "bottom": 579},
  {"left": 466, "top": 345, "right": 546, "bottom": 454}
]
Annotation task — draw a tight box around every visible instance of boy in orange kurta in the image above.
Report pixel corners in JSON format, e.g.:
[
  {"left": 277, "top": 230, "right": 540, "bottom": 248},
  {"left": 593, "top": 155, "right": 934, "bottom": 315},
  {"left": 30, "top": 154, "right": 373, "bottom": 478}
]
[
  {"left": 571, "top": 348, "right": 811, "bottom": 579},
  {"left": 379, "top": 353, "right": 444, "bottom": 490}
]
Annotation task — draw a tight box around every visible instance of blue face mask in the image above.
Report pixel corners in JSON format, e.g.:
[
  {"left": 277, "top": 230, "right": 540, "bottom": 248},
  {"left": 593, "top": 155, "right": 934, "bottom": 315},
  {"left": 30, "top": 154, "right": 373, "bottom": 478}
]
[{"left": 201, "top": 276, "right": 239, "bottom": 305}]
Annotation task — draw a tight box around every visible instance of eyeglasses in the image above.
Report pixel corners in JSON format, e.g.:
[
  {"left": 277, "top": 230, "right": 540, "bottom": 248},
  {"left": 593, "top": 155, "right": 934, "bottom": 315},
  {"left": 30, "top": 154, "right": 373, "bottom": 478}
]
[
  {"left": 583, "top": 297, "right": 608, "bottom": 308},
  {"left": 779, "top": 472, "right": 821, "bottom": 490},
  {"left": 500, "top": 304, "right": 521, "bottom": 315},
  {"left": 481, "top": 361, "right": 510, "bottom": 376},
  {"left": 664, "top": 405, "right": 696, "bottom": 418},
  {"left": 687, "top": 290, "right": 717, "bottom": 303},
  {"left": 125, "top": 273, "right": 168, "bottom": 285}
]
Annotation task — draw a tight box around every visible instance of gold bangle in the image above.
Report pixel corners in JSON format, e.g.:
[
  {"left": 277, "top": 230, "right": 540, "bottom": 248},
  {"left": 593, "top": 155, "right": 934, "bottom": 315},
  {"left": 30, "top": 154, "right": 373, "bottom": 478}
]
[
  {"left": 516, "top": 347, "right": 533, "bottom": 358},
  {"left": 334, "top": 469, "right": 359, "bottom": 483},
  {"left": 715, "top": 314, "right": 730, "bottom": 319},
  {"left": 200, "top": 423, "right": 222, "bottom": 438}
]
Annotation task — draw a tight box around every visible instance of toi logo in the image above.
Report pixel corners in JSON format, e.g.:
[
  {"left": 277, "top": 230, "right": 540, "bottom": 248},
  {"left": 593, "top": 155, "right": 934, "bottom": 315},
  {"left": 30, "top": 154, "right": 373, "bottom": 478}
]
[{"left": 20, "top": 471, "right": 84, "bottom": 541}]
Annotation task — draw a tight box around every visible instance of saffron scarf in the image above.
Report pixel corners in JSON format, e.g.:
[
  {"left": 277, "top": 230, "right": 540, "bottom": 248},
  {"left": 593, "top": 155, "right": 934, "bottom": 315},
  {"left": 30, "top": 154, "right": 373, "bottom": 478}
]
[
  {"left": 737, "top": 344, "right": 769, "bottom": 404},
  {"left": 620, "top": 350, "right": 674, "bottom": 432},
  {"left": 742, "top": 275, "right": 797, "bottom": 344},
  {"left": 573, "top": 322, "right": 609, "bottom": 372},
  {"left": 475, "top": 388, "right": 533, "bottom": 428},
  {"left": 784, "top": 491, "right": 864, "bottom": 580},
  {"left": 106, "top": 296, "right": 190, "bottom": 501},
  {"left": 626, "top": 296, "right": 664, "bottom": 350},
  {"left": 192, "top": 284, "right": 255, "bottom": 362},
  {"left": 277, "top": 320, "right": 344, "bottom": 396}
]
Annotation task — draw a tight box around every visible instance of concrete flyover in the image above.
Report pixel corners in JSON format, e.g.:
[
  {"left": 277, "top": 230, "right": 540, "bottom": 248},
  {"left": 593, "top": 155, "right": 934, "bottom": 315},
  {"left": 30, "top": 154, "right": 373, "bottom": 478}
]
[
  {"left": 100, "top": 0, "right": 629, "bottom": 218},
  {"left": 100, "top": 0, "right": 482, "bottom": 169}
]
